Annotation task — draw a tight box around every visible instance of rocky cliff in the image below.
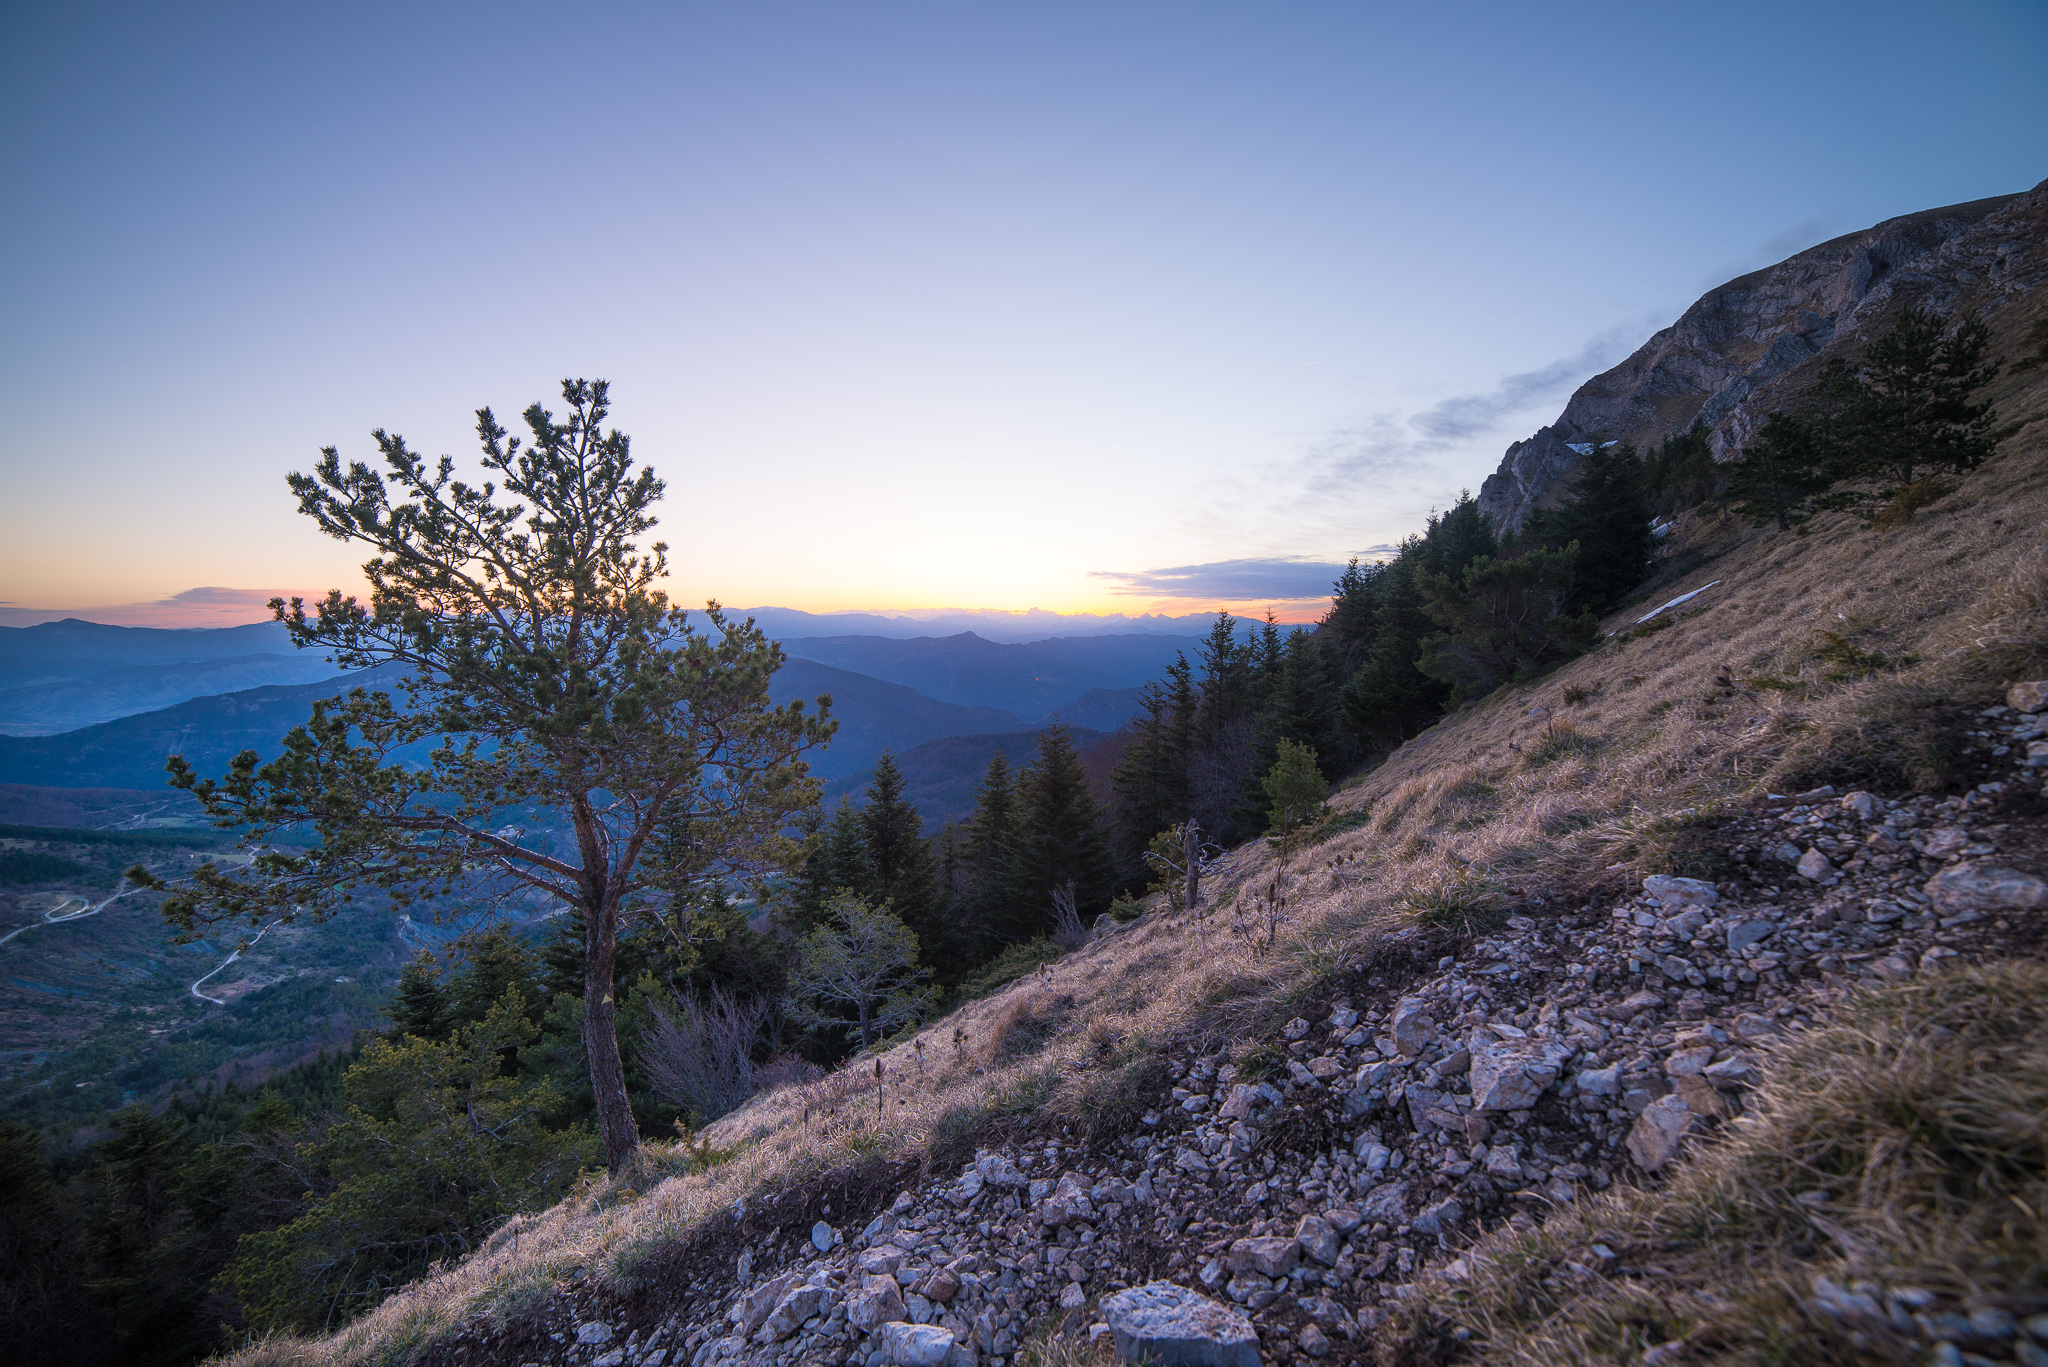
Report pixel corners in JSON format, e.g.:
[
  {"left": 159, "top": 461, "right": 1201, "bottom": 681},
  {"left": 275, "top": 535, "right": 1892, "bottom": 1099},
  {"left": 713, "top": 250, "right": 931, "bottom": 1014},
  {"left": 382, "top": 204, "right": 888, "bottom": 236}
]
[{"left": 1478, "top": 178, "right": 2048, "bottom": 532}]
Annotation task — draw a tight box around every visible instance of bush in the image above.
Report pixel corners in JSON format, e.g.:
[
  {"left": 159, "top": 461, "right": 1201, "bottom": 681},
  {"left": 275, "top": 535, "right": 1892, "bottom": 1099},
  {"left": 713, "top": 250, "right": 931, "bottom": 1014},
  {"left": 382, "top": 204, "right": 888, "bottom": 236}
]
[
  {"left": 635, "top": 986, "right": 770, "bottom": 1126},
  {"left": 959, "top": 937, "right": 1063, "bottom": 1000}
]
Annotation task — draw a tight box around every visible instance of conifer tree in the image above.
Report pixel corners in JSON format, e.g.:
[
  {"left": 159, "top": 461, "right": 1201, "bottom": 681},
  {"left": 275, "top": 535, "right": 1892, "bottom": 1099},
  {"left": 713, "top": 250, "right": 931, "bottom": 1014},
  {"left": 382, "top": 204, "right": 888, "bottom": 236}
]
[
  {"left": 1321, "top": 558, "right": 1383, "bottom": 678},
  {"left": 1726, "top": 411, "right": 1834, "bottom": 529},
  {"left": 1844, "top": 307, "right": 2001, "bottom": 492},
  {"left": 1526, "top": 441, "right": 1652, "bottom": 615},
  {"left": 444, "top": 925, "right": 540, "bottom": 1033},
  {"left": 387, "top": 952, "right": 449, "bottom": 1039},
  {"left": 858, "top": 753, "right": 946, "bottom": 965},
  {"left": 999, "top": 726, "right": 1116, "bottom": 940},
  {"left": 1416, "top": 546, "right": 1599, "bottom": 698},
  {"left": 1642, "top": 421, "right": 1718, "bottom": 518},
  {"left": 793, "top": 799, "right": 870, "bottom": 925},
  {"left": 132, "top": 380, "right": 834, "bottom": 1170},
  {"left": 1341, "top": 494, "right": 1497, "bottom": 747},
  {"left": 1110, "top": 679, "right": 1189, "bottom": 862},
  {"left": 1261, "top": 739, "right": 1329, "bottom": 840}
]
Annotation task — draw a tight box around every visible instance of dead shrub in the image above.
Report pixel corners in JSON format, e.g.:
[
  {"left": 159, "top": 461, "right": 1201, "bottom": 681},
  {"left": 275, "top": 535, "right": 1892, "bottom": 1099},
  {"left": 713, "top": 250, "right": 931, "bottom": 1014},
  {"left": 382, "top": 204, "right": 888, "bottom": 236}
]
[{"left": 636, "top": 987, "right": 770, "bottom": 1125}]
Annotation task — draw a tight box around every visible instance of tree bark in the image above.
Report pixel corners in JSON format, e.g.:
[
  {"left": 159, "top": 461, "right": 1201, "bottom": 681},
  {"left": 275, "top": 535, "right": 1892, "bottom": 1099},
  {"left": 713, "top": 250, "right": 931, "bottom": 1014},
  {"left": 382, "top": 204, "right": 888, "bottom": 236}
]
[{"left": 582, "top": 897, "right": 639, "bottom": 1170}]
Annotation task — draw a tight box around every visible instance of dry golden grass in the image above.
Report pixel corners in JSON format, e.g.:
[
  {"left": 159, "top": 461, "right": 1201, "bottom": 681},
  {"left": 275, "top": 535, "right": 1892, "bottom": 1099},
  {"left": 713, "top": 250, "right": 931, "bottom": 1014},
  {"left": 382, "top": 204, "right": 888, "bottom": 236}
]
[
  {"left": 217, "top": 306, "right": 2048, "bottom": 1367},
  {"left": 1380, "top": 961, "right": 2048, "bottom": 1366}
]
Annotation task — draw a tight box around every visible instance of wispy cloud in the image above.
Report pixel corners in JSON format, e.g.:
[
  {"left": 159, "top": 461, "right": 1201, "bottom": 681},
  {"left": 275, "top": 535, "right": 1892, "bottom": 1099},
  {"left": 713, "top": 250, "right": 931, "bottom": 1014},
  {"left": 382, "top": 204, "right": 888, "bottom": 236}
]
[
  {"left": 151, "top": 586, "right": 285, "bottom": 609},
  {"left": 1408, "top": 321, "right": 1652, "bottom": 442},
  {"left": 1696, "top": 215, "right": 1842, "bottom": 294},
  {"left": 1088, "top": 556, "right": 1359, "bottom": 601},
  {"left": 1181, "top": 317, "right": 1660, "bottom": 557}
]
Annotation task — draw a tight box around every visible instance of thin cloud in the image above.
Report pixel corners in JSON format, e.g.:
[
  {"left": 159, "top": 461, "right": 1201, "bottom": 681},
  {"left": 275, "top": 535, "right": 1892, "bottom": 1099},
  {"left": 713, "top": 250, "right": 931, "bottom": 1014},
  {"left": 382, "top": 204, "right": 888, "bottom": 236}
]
[
  {"left": 1089, "top": 557, "right": 1358, "bottom": 601},
  {"left": 1408, "top": 320, "right": 1650, "bottom": 442},
  {"left": 1698, "top": 215, "right": 1841, "bottom": 293},
  {"left": 151, "top": 586, "right": 285, "bottom": 608},
  {"left": 1186, "top": 315, "right": 1663, "bottom": 554}
]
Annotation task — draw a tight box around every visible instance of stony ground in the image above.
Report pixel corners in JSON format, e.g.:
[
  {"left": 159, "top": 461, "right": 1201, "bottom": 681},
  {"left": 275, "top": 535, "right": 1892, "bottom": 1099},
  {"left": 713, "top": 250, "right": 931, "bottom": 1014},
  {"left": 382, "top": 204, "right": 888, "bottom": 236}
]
[{"left": 418, "top": 686, "right": 2048, "bottom": 1367}]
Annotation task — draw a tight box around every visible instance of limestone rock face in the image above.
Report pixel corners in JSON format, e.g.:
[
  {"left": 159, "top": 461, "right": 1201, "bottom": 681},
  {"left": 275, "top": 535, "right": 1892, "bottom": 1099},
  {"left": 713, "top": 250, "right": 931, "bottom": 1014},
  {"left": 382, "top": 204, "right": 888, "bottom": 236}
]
[
  {"left": 1101, "top": 1282, "right": 1261, "bottom": 1367},
  {"left": 1478, "top": 180, "right": 2048, "bottom": 532}
]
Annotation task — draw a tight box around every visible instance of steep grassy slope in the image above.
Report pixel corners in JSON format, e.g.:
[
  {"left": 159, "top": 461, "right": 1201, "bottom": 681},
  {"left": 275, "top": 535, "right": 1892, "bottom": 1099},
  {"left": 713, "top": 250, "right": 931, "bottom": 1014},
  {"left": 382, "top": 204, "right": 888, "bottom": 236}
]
[{"left": 213, "top": 295, "right": 2048, "bottom": 1366}]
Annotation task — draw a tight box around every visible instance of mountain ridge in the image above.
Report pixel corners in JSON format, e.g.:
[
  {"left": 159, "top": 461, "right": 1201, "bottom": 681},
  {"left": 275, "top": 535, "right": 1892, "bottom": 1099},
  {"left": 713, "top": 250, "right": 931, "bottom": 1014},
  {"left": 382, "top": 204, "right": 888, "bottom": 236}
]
[{"left": 1479, "top": 178, "right": 2048, "bottom": 530}]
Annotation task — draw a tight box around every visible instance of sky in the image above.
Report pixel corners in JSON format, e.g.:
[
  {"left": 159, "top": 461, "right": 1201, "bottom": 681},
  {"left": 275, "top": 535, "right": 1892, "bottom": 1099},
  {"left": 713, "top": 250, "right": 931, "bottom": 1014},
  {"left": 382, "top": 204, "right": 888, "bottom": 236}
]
[{"left": 2, "top": 1, "right": 2044, "bottom": 629}]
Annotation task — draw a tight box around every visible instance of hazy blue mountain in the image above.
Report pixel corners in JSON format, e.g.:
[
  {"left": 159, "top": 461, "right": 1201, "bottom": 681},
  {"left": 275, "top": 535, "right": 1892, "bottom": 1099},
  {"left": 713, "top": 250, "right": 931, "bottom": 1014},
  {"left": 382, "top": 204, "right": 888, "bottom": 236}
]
[
  {"left": 0, "top": 619, "right": 310, "bottom": 687},
  {"left": 0, "top": 653, "right": 348, "bottom": 736},
  {"left": 769, "top": 659, "right": 1030, "bottom": 777},
  {"left": 776, "top": 632, "right": 1197, "bottom": 719},
  {"left": 1045, "top": 686, "right": 1147, "bottom": 732},
  {"left": 0, "top": 657, "right": 1028, "bottom": 791},
  {"left": 737, "top": 605, "right": 1230, "bottom": 643},
  {"left": 821, "top": 726, "right": 1107, "bottom": 827}
]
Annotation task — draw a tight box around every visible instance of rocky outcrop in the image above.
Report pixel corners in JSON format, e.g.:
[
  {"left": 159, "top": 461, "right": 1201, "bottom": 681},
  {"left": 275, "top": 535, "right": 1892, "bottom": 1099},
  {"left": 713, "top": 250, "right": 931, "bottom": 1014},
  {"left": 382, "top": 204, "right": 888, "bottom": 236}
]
[{"left": 1478, "top": 179, "right": 2048, "bottom": 532}]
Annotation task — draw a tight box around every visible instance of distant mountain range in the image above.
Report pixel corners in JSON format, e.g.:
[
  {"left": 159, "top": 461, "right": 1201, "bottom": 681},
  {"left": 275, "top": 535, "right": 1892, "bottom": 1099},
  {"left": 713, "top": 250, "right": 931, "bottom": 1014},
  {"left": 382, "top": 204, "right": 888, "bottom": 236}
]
[
  {"left": 734, "top": 605, "right": 1235, "bottom": 643},
  {"left": 0, "top": 619, "right": 345, "bottom": 735},
  {"left": 0, "top": 656, "right": 1041, "bottom": 791},
  {"left": 776, "top": 631, "right": 1187, "bottom": 720},
  {"left": 821, "top": 727, "right": 1109, "bottom": 827},
  {"left": 0, "top": 620, "right": 1177, "bottom": 818}
]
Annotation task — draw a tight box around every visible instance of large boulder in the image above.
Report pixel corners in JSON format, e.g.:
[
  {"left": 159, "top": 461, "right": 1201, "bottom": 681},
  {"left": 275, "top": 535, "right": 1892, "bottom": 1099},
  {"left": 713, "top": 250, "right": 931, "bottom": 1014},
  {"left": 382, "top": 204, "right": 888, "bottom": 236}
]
[{"left": 1101, "top": 1282, "right": 1261, "bottom": 1367}]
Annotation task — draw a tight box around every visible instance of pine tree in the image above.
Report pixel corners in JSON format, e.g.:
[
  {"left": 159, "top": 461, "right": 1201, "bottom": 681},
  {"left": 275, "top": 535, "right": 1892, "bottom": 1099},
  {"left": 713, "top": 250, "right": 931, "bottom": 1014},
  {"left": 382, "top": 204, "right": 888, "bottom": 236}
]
[
  {"left": 960, "top": 753, "right": 1017, "bottom": 957},
  {"left": 859, "top": 753, "right": 947, "bottom": 968},
  {"left": 1416, "top": 546, "right": 1599, "bottom": 698},
  {"left": 1642, "top": 421, "right": 1718, "bottom": 518},
  {"left": 1262, "top": 739, "right": 1329, "bottom": 840},
  {"left": 387, "top": 951, "right": 449, "bottom": 1039},
  {"left": 1845, "top": 307, "right": 2001, "bottom": 492},
  {"left": 1321, "top": 557, "right": 1384, "bottom": 679},
  {"left": 1526, "top": 440, "right": 1652, "bottom": 615},
  {"left": 1726, "top": 411, "right": 1834, "bottom": 530},
  {"left": 793, "top": 799, "right": 871, "bottom": 925},
  {"left": 444, "top": 925, "right": 540, "bottom": 1034},
  {"left": 1110, "top": 679, "right": 1189, "bottom": 862},
  {"left": 1266, "top": 629, "right": 1340, "bottom": 764},
  {"left": 998, "top": 726, "right": 1116, "bottom": 941},
  {"left": 1341, "top": 497, "right": 1498, "bottom": 747}
]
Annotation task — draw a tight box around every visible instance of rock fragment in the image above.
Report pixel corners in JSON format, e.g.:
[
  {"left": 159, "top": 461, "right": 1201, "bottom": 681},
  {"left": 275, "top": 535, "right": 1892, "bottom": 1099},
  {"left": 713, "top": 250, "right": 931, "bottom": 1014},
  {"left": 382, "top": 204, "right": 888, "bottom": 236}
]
[
  {"left": 1627, "top": 1093, "right": 1695, "bottom": 1171},
  {"left": 872, "top": 1320, "right": 957, "bottom": 1366},
  {"left": 2008, "top": 680, "right": 2048, "bottom": 713},
  {"left": 1925, "top": 864, "right": 2047, "bottom": 913},
  {"left": 1100, "top": 1282, "right": 1260, "bottom": 1367}
]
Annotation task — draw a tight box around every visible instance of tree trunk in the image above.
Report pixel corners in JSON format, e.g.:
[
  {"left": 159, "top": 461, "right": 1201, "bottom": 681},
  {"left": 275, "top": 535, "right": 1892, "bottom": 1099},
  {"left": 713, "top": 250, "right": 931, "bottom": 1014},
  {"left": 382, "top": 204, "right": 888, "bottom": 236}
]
[
  {"left": 1182, "top": 820, "right": 1202, "bottom": 910},
  {"left": 582, "top": 896, "right": 640, "bottom": 1170}
]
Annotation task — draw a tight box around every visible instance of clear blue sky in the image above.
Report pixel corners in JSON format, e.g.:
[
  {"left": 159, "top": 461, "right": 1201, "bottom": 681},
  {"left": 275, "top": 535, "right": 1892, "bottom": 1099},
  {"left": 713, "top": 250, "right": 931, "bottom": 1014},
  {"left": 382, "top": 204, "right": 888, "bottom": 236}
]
[{"left": 3, "top": 1, "right": 2043, "bottom": 625}]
